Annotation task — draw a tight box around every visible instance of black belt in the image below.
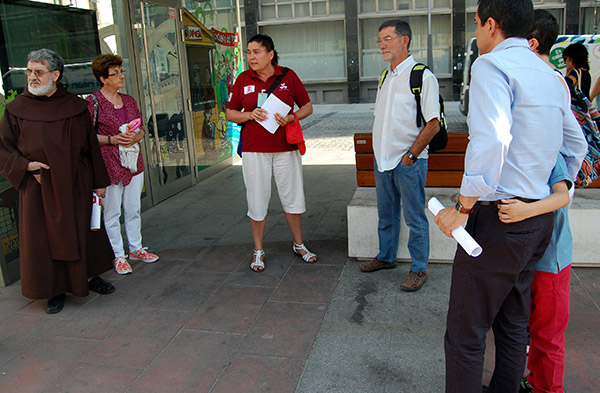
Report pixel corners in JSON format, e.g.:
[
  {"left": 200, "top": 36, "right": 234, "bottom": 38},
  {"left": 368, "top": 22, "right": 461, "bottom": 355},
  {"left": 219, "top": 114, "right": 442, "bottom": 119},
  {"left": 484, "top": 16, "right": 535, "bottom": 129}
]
[{"left": 477, "top": 197, "right": 539, "bottom": 207}]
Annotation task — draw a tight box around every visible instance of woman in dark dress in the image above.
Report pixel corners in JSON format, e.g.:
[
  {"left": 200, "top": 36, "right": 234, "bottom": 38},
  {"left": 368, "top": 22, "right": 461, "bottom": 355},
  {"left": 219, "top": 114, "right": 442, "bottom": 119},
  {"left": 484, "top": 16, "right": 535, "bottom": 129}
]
[{"left": 563, "top": 43, "right": 592, "bottom": 99}]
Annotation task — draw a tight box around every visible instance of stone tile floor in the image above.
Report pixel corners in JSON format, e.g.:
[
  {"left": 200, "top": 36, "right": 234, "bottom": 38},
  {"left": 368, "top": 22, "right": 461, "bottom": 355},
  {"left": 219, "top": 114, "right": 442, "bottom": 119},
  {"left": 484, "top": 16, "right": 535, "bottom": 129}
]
[
  {"left": 0, "top": 103, "right": 598, "bottom": 392},
  {"left": 1, "top": 252, "right": 597, "bottom": 392},
  {"left": 0, "top": 240, "right": 345, "bottom": 393}
]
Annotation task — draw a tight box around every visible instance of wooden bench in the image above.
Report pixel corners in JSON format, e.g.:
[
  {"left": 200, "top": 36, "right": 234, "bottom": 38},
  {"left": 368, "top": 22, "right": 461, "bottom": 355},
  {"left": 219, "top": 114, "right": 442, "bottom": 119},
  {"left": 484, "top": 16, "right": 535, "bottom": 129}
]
[
  {"left": 354, "top": 132, "right": 600, "bottom": 188},
  {"left": 354, "top": 132, "right": 469, "bottom": 187}
]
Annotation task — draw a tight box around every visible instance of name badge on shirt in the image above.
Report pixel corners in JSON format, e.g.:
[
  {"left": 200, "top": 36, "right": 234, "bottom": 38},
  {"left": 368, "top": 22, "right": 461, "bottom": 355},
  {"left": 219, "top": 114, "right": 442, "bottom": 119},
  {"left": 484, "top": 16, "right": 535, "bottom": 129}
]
[
  {"left": 244, "top": 85, "right": 255, "bottom": 95},
  {"left": 257, "top": 91, "right": 268, "bottom": 107}
]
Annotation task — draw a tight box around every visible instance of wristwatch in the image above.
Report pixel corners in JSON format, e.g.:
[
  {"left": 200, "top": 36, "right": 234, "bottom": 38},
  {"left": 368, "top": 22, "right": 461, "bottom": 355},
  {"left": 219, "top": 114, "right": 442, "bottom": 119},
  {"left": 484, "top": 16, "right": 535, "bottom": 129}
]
[
  {"left": 406, "top": 151, "right": 417, "bottom": 162},
  {"left": 455, "top": 200, "right": 472, "bottom": 215}
]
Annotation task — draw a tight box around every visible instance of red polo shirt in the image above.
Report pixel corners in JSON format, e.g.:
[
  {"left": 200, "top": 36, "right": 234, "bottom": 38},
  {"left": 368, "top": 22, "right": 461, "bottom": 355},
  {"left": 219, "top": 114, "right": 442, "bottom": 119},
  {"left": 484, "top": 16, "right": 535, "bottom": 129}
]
[{"left": 228, "top": 64, "right": 310, "bottom": 153}]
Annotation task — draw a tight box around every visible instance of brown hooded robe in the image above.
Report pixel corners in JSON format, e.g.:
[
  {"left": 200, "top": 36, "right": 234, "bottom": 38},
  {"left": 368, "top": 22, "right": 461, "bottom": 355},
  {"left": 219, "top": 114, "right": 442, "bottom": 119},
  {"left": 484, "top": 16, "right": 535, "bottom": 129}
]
[{"left": 0, "top": 83, "right": 114, "bottom": 299}]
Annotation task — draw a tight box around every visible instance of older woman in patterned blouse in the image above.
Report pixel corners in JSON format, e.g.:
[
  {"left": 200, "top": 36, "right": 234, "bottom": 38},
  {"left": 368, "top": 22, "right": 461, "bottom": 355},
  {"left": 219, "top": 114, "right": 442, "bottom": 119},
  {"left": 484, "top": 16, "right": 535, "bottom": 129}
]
[{"left": 86, "top": 54, "right": 159, "bottom": 275}]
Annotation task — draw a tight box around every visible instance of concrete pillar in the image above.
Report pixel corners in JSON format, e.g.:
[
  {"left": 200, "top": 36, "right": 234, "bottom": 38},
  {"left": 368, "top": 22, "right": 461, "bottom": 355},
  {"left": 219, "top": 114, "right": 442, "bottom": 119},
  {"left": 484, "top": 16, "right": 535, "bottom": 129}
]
[
  {"left": 244, "top": 0, "right": 259, "bottom": 38},
  {"left": 566, "top": 0, "right": 581, "bottom": 35},
  {"left": 345, "top": 1, "right": 360, "bottom": 103},
  {"left": 452, "top": 0, "right": 466, "bottom": 101}
]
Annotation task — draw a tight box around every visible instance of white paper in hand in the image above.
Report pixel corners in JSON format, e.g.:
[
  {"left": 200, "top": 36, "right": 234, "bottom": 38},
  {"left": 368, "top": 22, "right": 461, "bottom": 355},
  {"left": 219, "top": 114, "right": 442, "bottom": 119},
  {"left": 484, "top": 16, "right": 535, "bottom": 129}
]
[
  {"left": 257, "top": 94, "right": 291, "bottom": 134},
  {"left": 428, "top": 197, "right": 483, "bottom": 257},
  {"left": 91, "top": 192, "right": 102, "bottom": 231}
]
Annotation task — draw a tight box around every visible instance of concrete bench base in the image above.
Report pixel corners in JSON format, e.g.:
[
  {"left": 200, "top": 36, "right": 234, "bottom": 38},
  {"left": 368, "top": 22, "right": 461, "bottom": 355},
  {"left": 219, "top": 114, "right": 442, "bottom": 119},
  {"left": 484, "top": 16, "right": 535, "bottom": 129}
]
[{"left": 347, "top": 187, "right": 600, "bottom": 266}]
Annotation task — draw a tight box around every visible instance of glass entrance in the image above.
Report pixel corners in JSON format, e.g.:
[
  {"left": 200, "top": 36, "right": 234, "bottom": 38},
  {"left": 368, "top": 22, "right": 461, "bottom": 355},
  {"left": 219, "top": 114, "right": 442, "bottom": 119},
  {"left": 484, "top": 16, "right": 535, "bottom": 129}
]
[
  {"left": 134, "top": 1, "right": 193, "bottom": 202},
  {"left": 181, "top": 8, "right": 234, "bottom": 172}
]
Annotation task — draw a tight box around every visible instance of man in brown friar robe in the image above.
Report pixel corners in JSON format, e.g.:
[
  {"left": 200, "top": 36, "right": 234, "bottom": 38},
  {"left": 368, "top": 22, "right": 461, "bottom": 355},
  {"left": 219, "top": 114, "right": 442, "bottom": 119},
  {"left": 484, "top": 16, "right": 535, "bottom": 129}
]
[{"left": 0, "top": 49, "right": 116, "bottom": 314}]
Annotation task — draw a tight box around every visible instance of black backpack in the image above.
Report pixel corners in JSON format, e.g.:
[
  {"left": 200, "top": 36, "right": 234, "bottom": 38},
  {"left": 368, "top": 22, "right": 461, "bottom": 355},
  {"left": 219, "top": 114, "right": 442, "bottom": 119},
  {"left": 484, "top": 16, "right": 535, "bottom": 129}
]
[{"left": 379, "top": 63, "right": 448, "bottom": 152}]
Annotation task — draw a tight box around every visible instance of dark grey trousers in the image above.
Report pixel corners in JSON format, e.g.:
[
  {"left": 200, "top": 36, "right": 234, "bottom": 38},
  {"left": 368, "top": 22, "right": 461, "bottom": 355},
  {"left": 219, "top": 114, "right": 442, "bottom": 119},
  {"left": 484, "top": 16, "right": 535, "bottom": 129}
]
[{"left": 444, "top": 203, "right": 553, "bottom": 393}]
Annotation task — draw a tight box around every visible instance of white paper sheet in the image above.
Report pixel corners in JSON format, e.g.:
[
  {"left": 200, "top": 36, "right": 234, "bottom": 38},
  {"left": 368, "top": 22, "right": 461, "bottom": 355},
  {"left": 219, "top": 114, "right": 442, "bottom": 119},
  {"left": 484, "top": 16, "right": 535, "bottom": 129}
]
[
  {"left": 257, "top": 94, "right": 291, "bottom": 134},
  {"left": 428, "top": 197, "right": 483, "bottom": 257}
]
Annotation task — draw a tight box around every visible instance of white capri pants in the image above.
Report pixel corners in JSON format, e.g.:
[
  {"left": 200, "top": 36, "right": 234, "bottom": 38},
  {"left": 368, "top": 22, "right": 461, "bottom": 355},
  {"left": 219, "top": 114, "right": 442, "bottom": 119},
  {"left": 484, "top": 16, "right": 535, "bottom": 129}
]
[
  {"left": 103, "top": 172, "right": 144, "bottom": 258},
  {"left": 242, "top": 151, "right": 306, "bottom": 221}
]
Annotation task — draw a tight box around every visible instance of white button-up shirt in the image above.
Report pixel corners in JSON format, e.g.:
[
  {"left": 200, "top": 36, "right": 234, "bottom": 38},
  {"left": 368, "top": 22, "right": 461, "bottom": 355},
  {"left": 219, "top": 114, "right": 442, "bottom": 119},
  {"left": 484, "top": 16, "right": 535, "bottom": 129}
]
[
  {"left": 462, "top": 38, "right": 587, "bottom": 201},
  {"left": 372, "top": 55, "right": 440, "bottom": 172}
]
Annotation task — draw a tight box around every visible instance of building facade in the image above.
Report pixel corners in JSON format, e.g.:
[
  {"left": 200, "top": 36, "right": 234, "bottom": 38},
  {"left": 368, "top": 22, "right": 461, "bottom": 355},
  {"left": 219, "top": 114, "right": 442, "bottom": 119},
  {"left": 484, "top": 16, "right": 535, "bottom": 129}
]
[
  {"left": 241, "top": 0, "right": 600, "bottom": 103},
  {"left": 0, "top": 0, "right": 599, "bottom": 284},
  {"left": 0, "top": 0, "right": 244, "bottom": 285}
]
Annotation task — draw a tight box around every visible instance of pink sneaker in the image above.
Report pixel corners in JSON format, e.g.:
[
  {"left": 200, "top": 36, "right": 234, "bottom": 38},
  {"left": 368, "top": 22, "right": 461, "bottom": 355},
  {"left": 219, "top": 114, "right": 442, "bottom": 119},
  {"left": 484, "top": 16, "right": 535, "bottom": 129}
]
[
  {"left": 114, "top": 256, "right": 132, "bottom": 275},
  {"left": 129, "top": 248, "right": 159, "bottom": 263}
]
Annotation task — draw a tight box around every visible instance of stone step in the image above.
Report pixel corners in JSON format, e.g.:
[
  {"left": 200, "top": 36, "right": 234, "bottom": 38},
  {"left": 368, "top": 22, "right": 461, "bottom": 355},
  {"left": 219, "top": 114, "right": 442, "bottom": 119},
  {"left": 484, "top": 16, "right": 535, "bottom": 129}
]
[{"left": 347, "top": 187, "right": 600, "bottom": 266}]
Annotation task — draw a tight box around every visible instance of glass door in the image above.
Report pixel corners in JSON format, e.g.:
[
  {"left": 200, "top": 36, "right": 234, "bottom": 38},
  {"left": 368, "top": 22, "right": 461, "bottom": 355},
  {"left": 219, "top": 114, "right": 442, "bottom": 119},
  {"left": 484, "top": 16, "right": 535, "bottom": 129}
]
[{"left": 134, "top": 0, "right": 194, "bottom": 202}]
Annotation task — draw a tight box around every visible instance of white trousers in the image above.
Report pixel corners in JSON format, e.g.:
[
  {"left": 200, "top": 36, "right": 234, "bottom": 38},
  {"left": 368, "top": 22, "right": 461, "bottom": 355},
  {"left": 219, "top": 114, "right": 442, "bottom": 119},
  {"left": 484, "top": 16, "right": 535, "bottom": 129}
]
[
  {"left": 103, "top": 173, "right": 144, "bottom": 257},
  {"left": 242, "top": 151, "right": 306, "bottom": 221}
]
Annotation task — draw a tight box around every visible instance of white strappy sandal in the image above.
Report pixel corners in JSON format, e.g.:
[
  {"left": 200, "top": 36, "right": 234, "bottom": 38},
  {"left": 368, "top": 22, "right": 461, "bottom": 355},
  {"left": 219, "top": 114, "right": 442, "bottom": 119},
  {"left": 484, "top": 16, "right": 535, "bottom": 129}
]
[
  {"left": 250, "top": 249, "right": 265, "bottom": 272},
  {"left": 293, "top": 242, "right": 317, "bottom": 263}
]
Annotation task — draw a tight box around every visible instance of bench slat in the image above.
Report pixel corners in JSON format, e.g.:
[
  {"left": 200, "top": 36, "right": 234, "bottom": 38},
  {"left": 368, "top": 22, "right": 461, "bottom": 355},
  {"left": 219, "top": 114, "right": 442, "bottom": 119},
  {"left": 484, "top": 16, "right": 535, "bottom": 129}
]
[
  {"left": 356, "top": 153, "right": 466, "bottom": 171},
  {"left": 354, "top": 131, "right": 600, "bottom": 188},
  {"left": 354, "top": 132, "right": 469, "bottom": 153},
  {"left": 429, "top": 154, "right": 465, "bottom": 170},
  {"left": 357, "top": 170, "right": 466, "bottom": 187}
]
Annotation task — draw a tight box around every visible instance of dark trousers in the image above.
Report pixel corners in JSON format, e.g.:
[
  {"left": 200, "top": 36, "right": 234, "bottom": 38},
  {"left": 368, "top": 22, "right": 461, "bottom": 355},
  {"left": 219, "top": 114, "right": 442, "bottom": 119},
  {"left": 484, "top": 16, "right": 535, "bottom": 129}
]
[{"left": 444, "top": 204, "right": 553, "bottom": 393}]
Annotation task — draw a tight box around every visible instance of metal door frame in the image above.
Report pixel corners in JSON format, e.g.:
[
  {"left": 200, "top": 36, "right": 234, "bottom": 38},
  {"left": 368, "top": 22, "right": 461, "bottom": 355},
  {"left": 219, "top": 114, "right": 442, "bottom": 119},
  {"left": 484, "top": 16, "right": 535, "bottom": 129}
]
[{"left": 125, "top": 0, "right": 198, "bottom": 205}]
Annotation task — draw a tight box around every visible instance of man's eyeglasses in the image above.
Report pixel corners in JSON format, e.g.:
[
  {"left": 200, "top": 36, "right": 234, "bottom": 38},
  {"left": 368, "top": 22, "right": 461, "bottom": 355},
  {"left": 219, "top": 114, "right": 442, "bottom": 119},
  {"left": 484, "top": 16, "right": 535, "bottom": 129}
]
[
  {"left": 108, "top": 69, "right": 126, "bottom": 77},
  {"left": 376, "top": 35, "right": 401, "bottom": 47},
  {"left": 24, "top": 69, "right": 54, "bottom": 78}
]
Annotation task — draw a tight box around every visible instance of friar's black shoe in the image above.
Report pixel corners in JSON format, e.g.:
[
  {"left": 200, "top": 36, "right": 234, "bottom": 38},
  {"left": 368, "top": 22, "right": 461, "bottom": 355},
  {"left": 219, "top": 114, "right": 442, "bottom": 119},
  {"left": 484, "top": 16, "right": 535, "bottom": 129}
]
[
  {"left": 88, "top": 277, "right": 115, "bottom": 295},
  {"left": 46, "top": 293, "right": 65, "bottom": 314}
]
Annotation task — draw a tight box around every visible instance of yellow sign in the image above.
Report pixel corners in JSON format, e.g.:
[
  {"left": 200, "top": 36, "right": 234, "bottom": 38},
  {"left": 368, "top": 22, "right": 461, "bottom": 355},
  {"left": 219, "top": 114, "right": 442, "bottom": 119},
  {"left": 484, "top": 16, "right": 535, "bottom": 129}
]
[{"left": 2, "top": 233, "right": 19, "bottom": 257}]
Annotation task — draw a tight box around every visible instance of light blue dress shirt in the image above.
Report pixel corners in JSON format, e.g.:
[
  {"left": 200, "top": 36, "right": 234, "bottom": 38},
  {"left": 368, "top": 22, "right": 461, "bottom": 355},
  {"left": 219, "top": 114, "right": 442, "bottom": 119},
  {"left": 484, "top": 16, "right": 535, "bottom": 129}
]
[{"left": 461, "top": 38, "right": 587, "bottom": 201}]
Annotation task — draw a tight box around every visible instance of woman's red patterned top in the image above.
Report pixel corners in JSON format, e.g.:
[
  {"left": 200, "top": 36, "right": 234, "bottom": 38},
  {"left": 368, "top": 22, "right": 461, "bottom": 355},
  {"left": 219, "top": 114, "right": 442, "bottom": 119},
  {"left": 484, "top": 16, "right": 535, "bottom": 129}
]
[{"left": 86, "top": 92, "right": 145, "bottom": 186}]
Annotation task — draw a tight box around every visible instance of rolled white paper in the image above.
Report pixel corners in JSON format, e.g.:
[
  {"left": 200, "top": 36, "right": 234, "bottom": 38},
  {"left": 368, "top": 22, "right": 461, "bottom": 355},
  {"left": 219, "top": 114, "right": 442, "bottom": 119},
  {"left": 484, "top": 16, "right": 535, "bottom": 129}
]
[
  {"left": 428, "top": 197, "right": 483, "bottom": 257},
  {"left": 91, "top": 192, "right": 102, "bottom": 231}
]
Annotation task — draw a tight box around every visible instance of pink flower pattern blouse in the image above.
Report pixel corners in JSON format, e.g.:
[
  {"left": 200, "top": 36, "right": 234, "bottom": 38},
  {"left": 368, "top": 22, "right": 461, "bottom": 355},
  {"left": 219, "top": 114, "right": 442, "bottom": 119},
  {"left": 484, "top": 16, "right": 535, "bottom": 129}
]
[{"left": 86, "top": 92, "right": 145, "bottom": 186}]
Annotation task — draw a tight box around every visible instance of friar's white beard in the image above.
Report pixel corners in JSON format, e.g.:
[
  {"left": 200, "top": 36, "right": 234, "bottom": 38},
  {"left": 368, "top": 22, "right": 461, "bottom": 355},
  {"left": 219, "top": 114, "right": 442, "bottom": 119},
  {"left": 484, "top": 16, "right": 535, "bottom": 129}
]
[{"left": 28, "top": 79, "right": 55, "bottom": 96}]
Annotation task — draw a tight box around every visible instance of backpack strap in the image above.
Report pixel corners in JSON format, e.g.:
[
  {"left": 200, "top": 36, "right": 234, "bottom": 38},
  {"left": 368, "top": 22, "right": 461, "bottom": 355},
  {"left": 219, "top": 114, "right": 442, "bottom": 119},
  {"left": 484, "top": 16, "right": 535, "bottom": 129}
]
[
  {"left": 554, "top": 68, "right": 571, "bottom": 98},
  {"left": 90, "top": 92, "right": 99, "bottom": 134},
  {"left": 266, "top": 67, "right": 290, "bottom": 95},
  {"left": 378, "top": 68, "right": 389, "bottom": 89},
  {"left": 246, "top": 67, "right": 290, "bottom": 113},
  {"left": 410, "top": 63, "right": 428, "bottom": 128},
  {"left": 238, "top": 67, "right": 290, "bottom": 158},
  {"left": 574, "top": 68, "right": 582, "bottom": 89}
]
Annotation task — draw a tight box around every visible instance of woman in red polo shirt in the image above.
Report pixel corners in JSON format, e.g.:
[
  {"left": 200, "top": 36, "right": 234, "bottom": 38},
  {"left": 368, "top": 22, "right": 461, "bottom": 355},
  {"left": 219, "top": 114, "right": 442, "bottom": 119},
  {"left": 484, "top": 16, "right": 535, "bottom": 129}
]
[{"left": 226, "top": 34, "right": 316, "bottom": 272}]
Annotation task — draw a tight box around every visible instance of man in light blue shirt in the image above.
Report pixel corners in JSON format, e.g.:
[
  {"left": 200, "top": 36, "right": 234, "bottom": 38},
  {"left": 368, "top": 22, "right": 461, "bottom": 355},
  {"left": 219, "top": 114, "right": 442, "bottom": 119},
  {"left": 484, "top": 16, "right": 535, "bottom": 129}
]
[{"left": 434, "top": 1, "right": 587, "bottom": 393}]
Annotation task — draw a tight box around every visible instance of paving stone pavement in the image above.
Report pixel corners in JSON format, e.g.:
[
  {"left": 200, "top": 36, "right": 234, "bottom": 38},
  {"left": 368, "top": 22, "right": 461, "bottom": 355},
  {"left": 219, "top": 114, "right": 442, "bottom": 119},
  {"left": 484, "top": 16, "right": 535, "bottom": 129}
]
[
  {"left": 303, "top": 101, "right": 468, "bottom": 153},
  {"left": 0, "top": 103, "right": 598, "bottom": 393}
]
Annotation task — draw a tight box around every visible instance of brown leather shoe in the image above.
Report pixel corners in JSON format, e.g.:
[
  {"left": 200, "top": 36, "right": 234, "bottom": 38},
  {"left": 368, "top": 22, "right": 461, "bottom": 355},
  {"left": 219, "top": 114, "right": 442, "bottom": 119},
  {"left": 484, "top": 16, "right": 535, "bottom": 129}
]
[
  {"left": 400, "top": 271, "right": 428, "bottom": 291},
  {"left": 359, "top": 257, "right": 397, "bottom": 272}
]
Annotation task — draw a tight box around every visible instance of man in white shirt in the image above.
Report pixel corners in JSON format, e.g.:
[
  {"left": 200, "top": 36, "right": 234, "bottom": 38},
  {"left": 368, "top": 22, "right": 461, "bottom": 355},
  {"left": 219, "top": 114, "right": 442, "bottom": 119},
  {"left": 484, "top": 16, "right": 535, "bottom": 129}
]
[
  {"left": 434, "top": 1, "right": 586, "bottom": 392},
  {"left": 359, "top": 19, "right": 440, "bottom": 292}
]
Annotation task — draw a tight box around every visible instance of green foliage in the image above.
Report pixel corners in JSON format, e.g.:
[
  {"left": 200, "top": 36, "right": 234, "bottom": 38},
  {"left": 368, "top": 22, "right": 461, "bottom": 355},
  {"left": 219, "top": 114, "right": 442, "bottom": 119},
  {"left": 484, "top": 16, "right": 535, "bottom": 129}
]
[{"left": 0, "top": 90, "right": 18, "bottom": 119}]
